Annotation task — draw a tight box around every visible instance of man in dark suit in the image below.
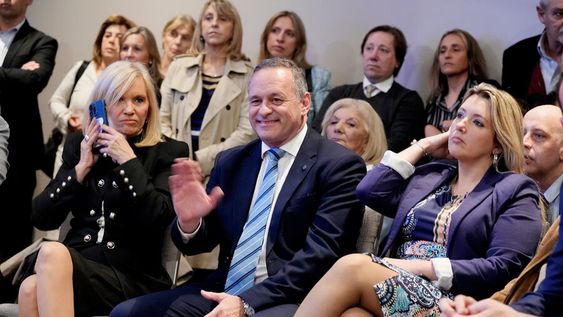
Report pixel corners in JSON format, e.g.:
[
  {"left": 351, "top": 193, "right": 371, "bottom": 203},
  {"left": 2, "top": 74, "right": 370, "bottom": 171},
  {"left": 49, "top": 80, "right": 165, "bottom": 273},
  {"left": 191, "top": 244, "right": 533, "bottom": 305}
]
[
  {"left": 312, "top": 25, "right": 425, "bottom": 152},
  {"left": 501, "top": 0, "right": 563, "bottom": 110},
  {"left": 110, "top": 58, "right": 366, "bottom": 317},
  {"left": 0, "top": 0, "right": 58, "bottom": 262}
]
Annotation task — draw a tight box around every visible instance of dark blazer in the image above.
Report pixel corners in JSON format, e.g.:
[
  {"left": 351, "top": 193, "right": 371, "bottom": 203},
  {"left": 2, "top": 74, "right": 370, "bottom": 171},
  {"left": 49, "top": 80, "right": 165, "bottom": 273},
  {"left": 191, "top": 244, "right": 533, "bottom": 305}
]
[
  {"left": 33, "top": 133, "right": 189, "bottom": 284},
  {"left": 356, "top": 160, "right": 543, "bottom": 299},
  {"left": 511, "top": 188, "right": 563, "bottom": 316},
  {"left": 312, "top": 81, "right": 425, "bottom": 152},
  {"left": 0, "top": 20, "right": 58, "bottom": 167},
  {"left": 171, "top": 129, "right": 366, "bottom": 311},
  {"left": 501, "top": 34, "right": 553, "bottom": 110}
]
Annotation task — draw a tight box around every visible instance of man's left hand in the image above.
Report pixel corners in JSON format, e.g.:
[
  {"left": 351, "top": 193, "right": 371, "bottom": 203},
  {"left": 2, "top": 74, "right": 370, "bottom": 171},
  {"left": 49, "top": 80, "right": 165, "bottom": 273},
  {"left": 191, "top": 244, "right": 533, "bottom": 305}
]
[
  {"left": 202, "top": 290, "right": 245, "bottom": 317},
  {"left": 21, "top": 60, "right": 40, "bottom": 71}
]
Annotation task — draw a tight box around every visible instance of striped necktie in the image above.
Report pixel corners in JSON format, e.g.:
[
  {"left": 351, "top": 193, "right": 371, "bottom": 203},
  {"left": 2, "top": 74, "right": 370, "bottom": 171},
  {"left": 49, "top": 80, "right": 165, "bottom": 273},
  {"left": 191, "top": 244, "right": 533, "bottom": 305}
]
[{"left": 224, "top": 148, "right": 285, "bottom": 295}]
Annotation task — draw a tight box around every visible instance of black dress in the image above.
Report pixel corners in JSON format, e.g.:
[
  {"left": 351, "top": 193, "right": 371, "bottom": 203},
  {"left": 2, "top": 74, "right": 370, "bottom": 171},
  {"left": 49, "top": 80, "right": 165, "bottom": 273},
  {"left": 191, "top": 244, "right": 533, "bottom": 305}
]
[{"left": 30, "top": 132, "right": 189, "bottom": 316}]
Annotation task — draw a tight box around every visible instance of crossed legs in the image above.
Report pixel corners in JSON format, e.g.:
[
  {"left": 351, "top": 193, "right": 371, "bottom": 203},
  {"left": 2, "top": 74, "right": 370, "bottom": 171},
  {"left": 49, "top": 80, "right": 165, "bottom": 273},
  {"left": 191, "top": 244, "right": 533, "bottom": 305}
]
[
  {"left": 294, "top": 254, "right": 398, "bottom": 317},
  {"left": 18, "top": 242, "right": 74, "bottom": 317}
]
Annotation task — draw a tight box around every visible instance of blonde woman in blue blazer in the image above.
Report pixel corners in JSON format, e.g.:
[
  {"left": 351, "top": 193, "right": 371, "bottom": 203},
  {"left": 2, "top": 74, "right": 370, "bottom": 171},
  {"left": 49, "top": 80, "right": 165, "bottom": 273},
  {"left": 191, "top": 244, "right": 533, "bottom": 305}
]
[{"left": 295, "top": 83, "right": 543, "bottom": 317}]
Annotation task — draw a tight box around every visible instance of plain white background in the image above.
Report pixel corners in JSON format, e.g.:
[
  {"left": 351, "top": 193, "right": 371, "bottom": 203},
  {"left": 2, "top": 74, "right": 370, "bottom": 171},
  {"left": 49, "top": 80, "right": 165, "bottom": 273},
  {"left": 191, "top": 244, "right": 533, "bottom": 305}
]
[{"left": 27, "top": 0, "right": 541, "bottom": 190}]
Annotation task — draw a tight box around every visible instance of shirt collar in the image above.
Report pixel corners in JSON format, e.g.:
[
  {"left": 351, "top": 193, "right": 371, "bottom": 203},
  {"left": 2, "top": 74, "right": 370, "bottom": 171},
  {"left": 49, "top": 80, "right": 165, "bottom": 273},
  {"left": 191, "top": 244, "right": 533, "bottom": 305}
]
[
  {"left": 261, "top": 124, "right": 308, "bottom": 159},
  {"left": 544, "top": 173, "right": 563, "bottom": 203},
  {"left": 363, "top": 75, "right": 394, "bottom": 93},
  {"left": 0, "top": 18, "right": 25, "bottom": 34},
  {"left": 536, "top": 31, "right": 556, "bottom": 62}
]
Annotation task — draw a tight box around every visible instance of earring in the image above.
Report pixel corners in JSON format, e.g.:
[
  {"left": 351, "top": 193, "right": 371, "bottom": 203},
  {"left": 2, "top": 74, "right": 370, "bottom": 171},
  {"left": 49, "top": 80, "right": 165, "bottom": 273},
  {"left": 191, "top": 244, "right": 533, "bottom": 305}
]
[
  {"left": 200, "top": 35, "right": 204, "bottom": 42},
  {"left": 493, "top": 153, "right": 500, "bottom": 172}
]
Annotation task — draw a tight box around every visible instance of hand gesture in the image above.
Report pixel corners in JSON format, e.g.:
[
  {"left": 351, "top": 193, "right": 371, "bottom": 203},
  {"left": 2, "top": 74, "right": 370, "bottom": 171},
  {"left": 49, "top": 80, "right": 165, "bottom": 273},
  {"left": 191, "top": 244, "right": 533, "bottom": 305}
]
[
  {"left": 97, "top": 124, "right": 136, "bottom": 165},
  {"left": 169, "top": 159, "right": 224, "bottom": 233},
  {"left": 68, "top": 113, "right": 83, "bottom": 132},
  {"left": 75, "top": 118, "right": 100, "bottom": 183}
]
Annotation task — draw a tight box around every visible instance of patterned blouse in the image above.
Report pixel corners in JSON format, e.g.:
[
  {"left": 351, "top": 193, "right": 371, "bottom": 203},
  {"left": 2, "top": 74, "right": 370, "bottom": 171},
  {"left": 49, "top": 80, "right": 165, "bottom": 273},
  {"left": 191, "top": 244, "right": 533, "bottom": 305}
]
[{"left": 397, "top": 183, "right": 466, "bottom": 260}]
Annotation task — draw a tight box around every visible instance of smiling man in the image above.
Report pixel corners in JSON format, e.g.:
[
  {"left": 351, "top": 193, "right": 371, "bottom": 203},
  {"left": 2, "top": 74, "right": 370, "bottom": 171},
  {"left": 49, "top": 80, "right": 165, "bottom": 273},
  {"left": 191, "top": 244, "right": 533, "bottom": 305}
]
[
  {"left": 111, "top": 57, "right": 366, "bottom": 317},
  {"left": 312, "top": 25, "right": 425, "bottom": 152}
]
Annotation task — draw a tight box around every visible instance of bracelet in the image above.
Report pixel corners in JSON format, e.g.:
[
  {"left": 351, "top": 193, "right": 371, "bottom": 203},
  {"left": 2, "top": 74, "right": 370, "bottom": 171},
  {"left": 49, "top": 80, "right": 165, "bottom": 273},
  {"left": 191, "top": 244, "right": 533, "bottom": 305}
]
[{"left": 411, "top": 139, "right": 428, "bottom": 157}]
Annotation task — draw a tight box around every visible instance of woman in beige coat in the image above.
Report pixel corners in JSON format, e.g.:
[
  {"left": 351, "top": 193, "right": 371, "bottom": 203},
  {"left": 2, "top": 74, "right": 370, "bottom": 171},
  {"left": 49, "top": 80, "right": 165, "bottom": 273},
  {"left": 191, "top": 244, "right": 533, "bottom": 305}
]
[{"left": 160, "top": 0, "right": 255, "bottom": 176}]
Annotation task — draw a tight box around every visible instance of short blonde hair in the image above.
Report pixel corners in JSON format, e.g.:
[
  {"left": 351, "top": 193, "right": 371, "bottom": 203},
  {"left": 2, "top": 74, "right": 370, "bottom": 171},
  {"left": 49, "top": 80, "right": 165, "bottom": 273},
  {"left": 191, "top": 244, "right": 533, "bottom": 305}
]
[
  {"left": 189, "top": 0, "right": 248, "bottom": 61},
  {"left": 321, "top": 98, "right": 387, "bottom": 165},
  {"left": 464, "top": 83, "right": 524, "bottom": 173},
  {"left": 87, "top": 61, "right": 162, "bottom": 147},
  {"left": 257, "top": 11, "right": 311, "bottom": 69}
]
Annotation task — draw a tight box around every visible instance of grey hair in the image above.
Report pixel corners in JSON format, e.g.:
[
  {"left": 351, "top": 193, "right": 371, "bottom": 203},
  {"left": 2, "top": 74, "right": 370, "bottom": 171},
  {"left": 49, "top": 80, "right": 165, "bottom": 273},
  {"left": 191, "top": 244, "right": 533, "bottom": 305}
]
[{"left": 251, "top": 57, "right": 308, "bottom": 100}]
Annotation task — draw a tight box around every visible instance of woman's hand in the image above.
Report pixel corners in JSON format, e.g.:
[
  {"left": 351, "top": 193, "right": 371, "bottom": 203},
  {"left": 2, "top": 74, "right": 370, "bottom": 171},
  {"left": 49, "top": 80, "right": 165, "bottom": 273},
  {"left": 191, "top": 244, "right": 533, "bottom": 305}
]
[
  {"left": 68, "top": 112, "right": 83, "bottom": 132},
  {"left": 75, "top": 118, "right": 100, "bottom": 183},
  {"left": 384, "top": 258, "right": 436, "bottom": 280},
  {"left": 97, "top": 125, "right": 136, "bottom": 165},
  {"left": 418, "top": 130, "right": 450, "bottom": 159}
]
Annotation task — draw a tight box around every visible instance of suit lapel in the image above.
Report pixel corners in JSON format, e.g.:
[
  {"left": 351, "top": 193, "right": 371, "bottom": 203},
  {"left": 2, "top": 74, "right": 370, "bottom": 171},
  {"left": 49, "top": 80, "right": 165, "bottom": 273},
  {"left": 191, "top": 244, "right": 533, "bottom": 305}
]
[
  {"left": 230, "top": 142, "right": 262, "bottom": 242},
  {"left": 266, "top": 130, "right": 318, "bottom": 254},
  {"left": 2, "top": 21, "right": 30, "bottom": 67},
  {"left": 447, "top": 167, "right": 500, "bottom": 246}
]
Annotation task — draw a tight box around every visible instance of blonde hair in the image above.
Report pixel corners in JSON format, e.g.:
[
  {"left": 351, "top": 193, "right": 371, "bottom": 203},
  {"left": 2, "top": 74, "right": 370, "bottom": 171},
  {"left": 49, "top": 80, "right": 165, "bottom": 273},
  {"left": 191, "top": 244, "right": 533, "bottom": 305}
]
[
  {"left": 464, "top": 83, "right": 524, "bottom": 173},
  {"left": 189, "top": 0, "right": 248, "bottom": 61},
  {"left": 321, "top": 98, "right": 387, "bottom": 165},
  {"left": 162, "top": 15, "right": 196, "bottom": 50},
  {"left": 121, "top": 26, "right": 163, "bottom": 86},
  {"left": 87, "top": 61, "right": 162, "bottom": 147},
  {"left": 257, "top": 11, "right": 311, "bottom": 69}
]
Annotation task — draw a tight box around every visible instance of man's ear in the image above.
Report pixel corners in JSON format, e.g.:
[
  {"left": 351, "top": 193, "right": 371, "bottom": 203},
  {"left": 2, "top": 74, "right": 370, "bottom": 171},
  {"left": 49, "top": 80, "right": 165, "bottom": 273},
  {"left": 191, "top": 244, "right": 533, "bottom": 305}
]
[
  {"left": 537, "top": 5, "right": 546, "bottom": 24},
  {"left": 301, "top": 92, "right": 311, "bottom": 116}
]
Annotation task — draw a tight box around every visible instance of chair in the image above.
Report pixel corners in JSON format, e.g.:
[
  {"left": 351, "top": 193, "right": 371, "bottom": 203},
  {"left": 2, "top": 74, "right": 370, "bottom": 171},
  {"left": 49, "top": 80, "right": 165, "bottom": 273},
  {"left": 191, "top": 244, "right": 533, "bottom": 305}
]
[{"left": 356, "top": 206, "right": 384, "bottom": 254}]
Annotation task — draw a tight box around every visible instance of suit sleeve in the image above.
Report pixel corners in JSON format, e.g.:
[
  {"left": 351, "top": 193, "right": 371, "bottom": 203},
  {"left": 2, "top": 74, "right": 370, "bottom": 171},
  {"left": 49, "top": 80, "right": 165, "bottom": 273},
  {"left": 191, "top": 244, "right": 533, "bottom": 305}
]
[
  {"left": 511, "top": 218, "right": 563, "bottom": 315},
  {"left": 0, "top": 34, "right": 58, "bottom": 94},
  {"left": 0, "top": 116, "right": 9, "bottom": 185},
  {"left": 240, "top": 153, "right": 366, "bottom": 310},
  {"left": 449, "top": 178, "right": 542, "bottom": 299},
  {"left": 386, "top": 90, "right": 425, "bottom": 152}
]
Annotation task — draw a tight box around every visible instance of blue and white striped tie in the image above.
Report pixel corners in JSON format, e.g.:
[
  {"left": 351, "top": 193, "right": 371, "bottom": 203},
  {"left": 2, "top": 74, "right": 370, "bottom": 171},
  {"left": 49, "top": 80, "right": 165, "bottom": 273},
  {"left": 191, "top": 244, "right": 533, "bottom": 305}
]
[{"left": 224, "top": 148, "right": 284, "bottom": 295}]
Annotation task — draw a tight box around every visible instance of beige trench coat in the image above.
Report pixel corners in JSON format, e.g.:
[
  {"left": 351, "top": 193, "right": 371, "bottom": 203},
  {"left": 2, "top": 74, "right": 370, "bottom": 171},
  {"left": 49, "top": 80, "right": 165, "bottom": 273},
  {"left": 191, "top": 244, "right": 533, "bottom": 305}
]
[{"left": 160, "top": 54, "right": 257, "bottom": 175}]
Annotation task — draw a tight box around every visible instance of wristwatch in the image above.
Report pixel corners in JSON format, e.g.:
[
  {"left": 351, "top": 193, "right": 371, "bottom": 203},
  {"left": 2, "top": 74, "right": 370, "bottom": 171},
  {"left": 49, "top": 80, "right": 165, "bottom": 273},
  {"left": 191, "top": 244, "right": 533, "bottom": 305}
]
[{"left": 241, "top": 298, "right": 255, "bottom": 316}]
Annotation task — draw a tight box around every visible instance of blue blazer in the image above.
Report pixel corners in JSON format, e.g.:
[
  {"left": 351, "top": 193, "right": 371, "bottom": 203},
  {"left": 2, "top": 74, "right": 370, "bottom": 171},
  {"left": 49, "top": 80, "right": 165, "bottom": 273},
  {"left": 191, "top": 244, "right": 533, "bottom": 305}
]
[
  {"left": 512, "top": 187, "right": 563, "bottom": 316},
  {"left": 356, "top": 160, "right": 542, "bottom": 299},
  {"left": 171, "top": 129, "right": 366, "bottom": 310}
]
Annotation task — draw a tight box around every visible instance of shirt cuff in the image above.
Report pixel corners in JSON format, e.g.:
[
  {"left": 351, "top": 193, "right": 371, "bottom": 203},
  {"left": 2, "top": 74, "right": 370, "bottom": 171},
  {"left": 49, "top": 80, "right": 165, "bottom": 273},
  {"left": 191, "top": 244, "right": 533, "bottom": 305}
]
[
  {"left": 380, "top": 150, "right": 415, "bottom": 179},
  {"left": 177, "top": 218, "right": 202, "bottom": 243},
  {"left": 430, "top": 257, "right": 453, "bottom": 290}
]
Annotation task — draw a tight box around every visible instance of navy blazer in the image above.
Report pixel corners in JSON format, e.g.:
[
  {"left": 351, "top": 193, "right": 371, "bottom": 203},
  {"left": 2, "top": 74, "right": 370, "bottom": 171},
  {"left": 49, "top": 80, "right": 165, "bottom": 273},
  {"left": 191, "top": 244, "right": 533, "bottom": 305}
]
[
  {"left": 356, "top": 160, "right": 542, "bottom": 299},
  {"left": 0, "top": 20, "right": 58, "bottom": 167},
  {"left": 171, "top": 129, "right": 366, "bottom": 311},
  {"left": 512, "top": 186, "right": 563, "bottom": 316}
]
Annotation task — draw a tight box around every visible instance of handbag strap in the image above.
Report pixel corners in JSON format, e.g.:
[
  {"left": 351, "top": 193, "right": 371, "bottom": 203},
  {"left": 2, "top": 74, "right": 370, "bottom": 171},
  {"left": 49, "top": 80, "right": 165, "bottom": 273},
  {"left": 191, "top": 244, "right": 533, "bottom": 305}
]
[{"left": 67, "top": 60, "right": 90, "bottom": 108}]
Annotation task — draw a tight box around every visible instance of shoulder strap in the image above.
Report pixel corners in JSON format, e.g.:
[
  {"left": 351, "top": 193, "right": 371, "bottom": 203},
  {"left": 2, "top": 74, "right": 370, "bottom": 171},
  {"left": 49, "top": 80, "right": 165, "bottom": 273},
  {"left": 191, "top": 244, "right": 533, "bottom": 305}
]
[{"left": 66, "top": 60, "right": 90, "bottom": 108}]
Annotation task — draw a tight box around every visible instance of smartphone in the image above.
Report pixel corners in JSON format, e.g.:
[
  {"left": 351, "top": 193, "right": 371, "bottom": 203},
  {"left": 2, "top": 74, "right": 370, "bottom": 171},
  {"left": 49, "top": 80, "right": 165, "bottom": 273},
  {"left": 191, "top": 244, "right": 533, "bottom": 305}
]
[{"left": 88, "top": 99, "right": 108, "bottom": 154}]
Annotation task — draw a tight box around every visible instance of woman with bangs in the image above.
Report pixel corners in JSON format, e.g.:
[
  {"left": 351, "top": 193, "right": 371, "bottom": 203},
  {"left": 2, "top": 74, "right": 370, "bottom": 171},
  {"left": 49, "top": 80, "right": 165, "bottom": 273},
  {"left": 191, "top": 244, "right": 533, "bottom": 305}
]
[
  {"left": 18, "top": 61, "right": 189, "bottom": 317},
  {"left": 159, "top": 0, "right": 255, "bottom": 178}
]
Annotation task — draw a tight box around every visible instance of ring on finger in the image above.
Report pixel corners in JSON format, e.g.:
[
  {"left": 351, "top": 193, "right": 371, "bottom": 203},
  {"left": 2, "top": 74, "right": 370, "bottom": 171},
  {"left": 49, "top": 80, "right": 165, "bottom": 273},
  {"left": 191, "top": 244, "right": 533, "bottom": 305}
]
[{"left": 84, "top": 134, "right": 90, "bottom": 142}]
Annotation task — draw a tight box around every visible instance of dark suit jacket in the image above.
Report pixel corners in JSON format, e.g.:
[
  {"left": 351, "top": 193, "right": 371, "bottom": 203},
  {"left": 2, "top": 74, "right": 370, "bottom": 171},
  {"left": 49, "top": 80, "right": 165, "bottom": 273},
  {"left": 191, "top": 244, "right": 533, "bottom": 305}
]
[
  {"left": 501, "top": 34, "right": 555, "bottom": 110},
  {"left": 356, "top": 160, "right": 543, "bottom": 299},
  {"left": 171, "top": 129, "right": 366, "bottom": 311},
  {"left": 33, "top": 133, "right": 189, "bottom": 286},
  {"left": 512, "top": 188, "right": 563, "bottom": 316},
  {"left": 0, "top": 20, "right": 58, "bottom": 168},
  {"left": 312, "top": 81, "right": 425, "bottom": 152}
]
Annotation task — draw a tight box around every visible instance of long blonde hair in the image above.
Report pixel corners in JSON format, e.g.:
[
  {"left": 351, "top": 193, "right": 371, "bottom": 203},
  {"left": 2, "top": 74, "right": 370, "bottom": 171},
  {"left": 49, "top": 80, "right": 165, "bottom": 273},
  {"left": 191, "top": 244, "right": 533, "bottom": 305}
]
[{"left": 464, "top": 83, "right": 524, "bottom": 173}]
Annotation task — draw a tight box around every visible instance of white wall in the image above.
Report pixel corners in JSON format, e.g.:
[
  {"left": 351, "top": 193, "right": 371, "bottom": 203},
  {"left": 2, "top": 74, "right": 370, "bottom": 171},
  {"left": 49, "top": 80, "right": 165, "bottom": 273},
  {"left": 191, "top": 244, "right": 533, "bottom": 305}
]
[{"left": 28, "top": 0, "right": 541, "bottom": 189}]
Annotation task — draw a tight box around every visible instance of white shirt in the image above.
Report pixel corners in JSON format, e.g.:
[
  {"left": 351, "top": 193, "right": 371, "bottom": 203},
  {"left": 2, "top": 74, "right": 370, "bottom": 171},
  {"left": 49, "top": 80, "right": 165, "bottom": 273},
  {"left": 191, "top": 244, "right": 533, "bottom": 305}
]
[
  {"left": 179, "top": 124, "right": 309, "bottom": 285},
  {"left": 363, "top": 75, "right": 394, "bottom": 98},
  {"left": 537, "top": 32, "right": 561, "bottom": 94},
  {"left": 544, "top": 174, "right": 563, "bottom": 225},
  {"left": 0, "top": 19, "right": 25, "bottom": 65}
]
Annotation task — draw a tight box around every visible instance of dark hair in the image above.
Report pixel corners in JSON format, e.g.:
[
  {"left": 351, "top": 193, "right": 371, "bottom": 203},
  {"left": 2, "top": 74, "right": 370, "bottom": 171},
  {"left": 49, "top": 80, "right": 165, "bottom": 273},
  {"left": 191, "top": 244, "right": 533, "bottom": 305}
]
[
  {"left": 92, "top": 15, "right": 136, "bottom": 66},
  {"left": 360, "top": 25, "right": 407, "bottom": 76}
]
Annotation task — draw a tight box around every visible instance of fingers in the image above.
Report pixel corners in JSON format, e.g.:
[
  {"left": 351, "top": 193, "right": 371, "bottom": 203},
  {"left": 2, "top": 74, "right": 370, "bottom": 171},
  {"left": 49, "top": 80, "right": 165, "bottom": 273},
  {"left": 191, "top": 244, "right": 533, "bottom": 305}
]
[
  {"left": 208, "top": 186, "right": 225, "bottom": 208},
  {"left": 171, "top": 159, "right": 203, "bottom": 181},
  {"left": 21, "top": 61, "right": 40, "bottom": 71},
  {"left": 437, "top": 298, "right": 456, "bottom": 316},
  {"left": 200, "top": 290, "right": 226, "bottom": 302}
]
